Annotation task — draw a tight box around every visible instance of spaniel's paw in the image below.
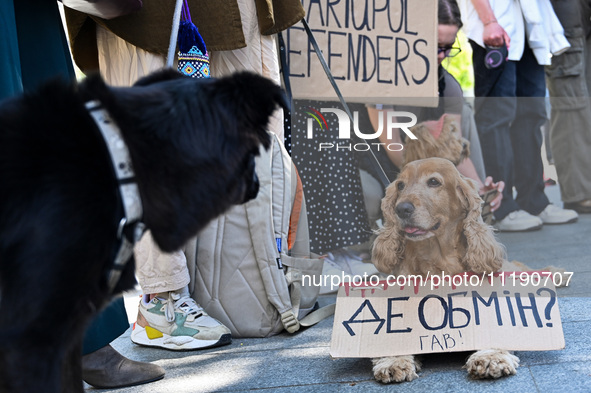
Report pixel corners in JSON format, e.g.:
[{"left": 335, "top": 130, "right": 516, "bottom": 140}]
[
  {"left": 372, "top": 356, "right": 421, "bottom": 383},
  {"left": 465, "top": 349, "right": 519, "bottom": 379}
]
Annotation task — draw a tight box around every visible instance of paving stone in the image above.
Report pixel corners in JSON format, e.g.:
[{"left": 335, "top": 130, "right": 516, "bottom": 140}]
[{"left": 87, "top": 188, "right": 591, "bottom": 392}]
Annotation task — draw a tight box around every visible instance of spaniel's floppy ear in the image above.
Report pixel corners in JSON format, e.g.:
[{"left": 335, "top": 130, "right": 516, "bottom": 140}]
[
  {"left": 456, "top": 175, "right": 505, "bottom": 273},
  {"left": 371, "top": 182, "right": 405, "bottom": 274}
]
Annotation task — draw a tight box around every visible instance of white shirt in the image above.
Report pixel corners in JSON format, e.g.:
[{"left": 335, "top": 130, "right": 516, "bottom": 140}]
[
  {"left": 459, "top": 0, "right": 569, "bottom": 64},
  {"left": 458, "top": 0, "right": 525, "bottom": 61}
]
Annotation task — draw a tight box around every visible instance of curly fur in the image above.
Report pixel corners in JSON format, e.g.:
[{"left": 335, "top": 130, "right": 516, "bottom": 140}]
[
  {"left": 370, "top": 158, "right": 511, "bottom": 383},
  {"left": 465, "top": 350, "right": 519, "bottom": 379},
  {"left": 372, "top": 191, "right": 406, "bottom": 274},
  {"left": 372, "top": 356, "right": 421, "bottom": 383},
  {"left": 456, "top": 174, "right": 506, "bottom": 273},
  {"left": 403, "top": 116, "right": 470, "bottom": 165}
]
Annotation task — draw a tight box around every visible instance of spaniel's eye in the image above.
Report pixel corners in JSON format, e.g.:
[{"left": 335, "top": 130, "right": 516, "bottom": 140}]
[
  {"left": 397, "top": 181, "right": 405, "bottom": 191},
  {"left": 427, "top": 178, "right": 441, "bottom": 187}
]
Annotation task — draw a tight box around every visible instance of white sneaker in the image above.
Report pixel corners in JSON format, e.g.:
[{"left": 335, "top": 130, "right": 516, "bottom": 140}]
[
  {"left": 131, "top": 290, "right": 231, "bottom": 351},
  {"left": 494, "top": 210, "right": 543, "bottom": 232},
  {"left": 537, "top": 204, "right": 578, "bottom": 224}
]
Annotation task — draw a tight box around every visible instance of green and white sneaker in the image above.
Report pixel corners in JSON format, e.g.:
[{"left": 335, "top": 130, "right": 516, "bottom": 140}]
[{"left": 131, "top": 290, "right": 231, "bottom": 351}]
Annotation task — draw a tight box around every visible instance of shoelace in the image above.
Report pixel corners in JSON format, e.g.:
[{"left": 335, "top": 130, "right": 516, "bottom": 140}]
[{"left": 163, "top": 292, "right": 204, "bottom": 322}]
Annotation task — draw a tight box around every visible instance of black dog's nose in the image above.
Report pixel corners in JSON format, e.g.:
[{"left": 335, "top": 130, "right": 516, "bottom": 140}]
[{"left": 395, "top": 202, "right": 415, "bottom": 219}]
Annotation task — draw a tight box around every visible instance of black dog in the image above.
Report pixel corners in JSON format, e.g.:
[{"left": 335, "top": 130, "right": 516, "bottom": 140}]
[{"left": 0, "top": 69, "right": 284, "bottom": 392}]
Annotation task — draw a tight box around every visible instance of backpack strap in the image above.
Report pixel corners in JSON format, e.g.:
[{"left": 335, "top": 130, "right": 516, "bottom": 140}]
[
  {"left": 282, "top": 255, "right": 335, "bottom": 328},
  {"left": 246, "top": 133, "right": 335, "bottom": 333},
  {"left": 300, "top": 303, "right": 336, "bottom": 327},
  {"left": 245, "top": 134, "right": 300, "bottom": 332},
  {"left": 300, "top": 18, "right": 391, "bottom": 188}
]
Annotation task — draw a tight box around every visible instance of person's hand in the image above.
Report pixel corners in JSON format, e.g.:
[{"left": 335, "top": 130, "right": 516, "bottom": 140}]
[
  {"left": 483, "top": 21, "right": 510, "bottom": 49},
  {"left": 479, "top": 176, "right": 504, "bottom": 212}
]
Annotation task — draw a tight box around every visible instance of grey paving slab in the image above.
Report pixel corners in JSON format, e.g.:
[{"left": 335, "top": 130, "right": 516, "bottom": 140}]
[
  {"left": 342, "top": 369, "right": 539, "bottom": 393},
  {"left": 557, "top": 271, "right": 591, "bottom": 297},
  {"left": 517, "top": 320, "right": 591, "bottom": 366},
  {"left": 87, "top": 345, "right": 373, "bottom": 393},
  {"left": 225, "top": 384, "right": 348, "bottom": 393},
  {"left": 497, "top": 217, "right": 591, "bottom": 270},
  {"left": 85, "top": 184, "right": 591, "bottom": 392},
  {"left": 530, "top": 361, "right": 591, "bottom": 393},
  {"left": 93, "top": 313, "right": 589, "bottom": 393},
  {"left": 555, "top": 297, "right": 591, "bottom": 322}
]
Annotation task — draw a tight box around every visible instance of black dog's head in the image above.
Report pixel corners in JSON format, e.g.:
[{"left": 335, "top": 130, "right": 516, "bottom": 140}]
[{"left": 80, "top": 70, "right": 286, "bottom": 252}]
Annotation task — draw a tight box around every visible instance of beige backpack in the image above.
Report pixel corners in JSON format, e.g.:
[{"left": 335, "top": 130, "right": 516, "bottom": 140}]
[{"left": 185, "top": 133, "right": 331, "bottom": 337}]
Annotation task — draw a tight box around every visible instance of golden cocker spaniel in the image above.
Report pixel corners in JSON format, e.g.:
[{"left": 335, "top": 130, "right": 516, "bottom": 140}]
[{"left": 371, "top": 157, "right": 517, "bottom": 382}]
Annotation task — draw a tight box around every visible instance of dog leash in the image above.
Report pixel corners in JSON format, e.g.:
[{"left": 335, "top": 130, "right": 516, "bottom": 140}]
[{"left": 299, "top": 19, "right": 392, "bottom": 188}]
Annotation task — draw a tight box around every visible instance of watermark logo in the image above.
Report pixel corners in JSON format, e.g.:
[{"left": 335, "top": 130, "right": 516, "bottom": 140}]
[
  {"left": 305, "top": 108, "right": 330, "bottom": 133},
  {"left": 305, "top": 108, "right": 418, "bottom": 152}
]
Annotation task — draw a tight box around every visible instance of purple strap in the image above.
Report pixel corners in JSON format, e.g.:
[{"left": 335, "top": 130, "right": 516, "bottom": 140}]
[{"left": 181, "top": 0, "right": 192, "bottom": 22}]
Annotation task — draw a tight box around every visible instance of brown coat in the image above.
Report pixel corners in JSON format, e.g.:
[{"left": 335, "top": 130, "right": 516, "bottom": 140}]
[{"left": 64, "top": 0, "right": 305, "bottom": 72}]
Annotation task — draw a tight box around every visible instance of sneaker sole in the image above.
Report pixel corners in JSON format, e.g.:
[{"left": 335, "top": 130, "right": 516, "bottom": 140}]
[
  {"left": 131, "top": 324, "right": 232, "bottom": 351},
  {"left": 541, "top": 216, "right": 578, "bottom": 225},
  {"left": 494, "top": 223, "right": 543, "bottom": 232}
]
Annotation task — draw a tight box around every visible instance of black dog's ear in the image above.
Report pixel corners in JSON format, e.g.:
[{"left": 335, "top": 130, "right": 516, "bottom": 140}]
[
  {"left": 134, "top": 68, "right": 185, "bottom": 87},
  {"left": 213, "top": 72, "right": 288, "bottom": 149},
  {"left": 221, "top": 71, "right": 289, "bottom": 111}
]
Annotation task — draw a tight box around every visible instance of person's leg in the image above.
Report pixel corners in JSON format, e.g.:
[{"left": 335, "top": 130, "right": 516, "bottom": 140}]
[
  {"left": 0, "top": 0, "right": 23, "bottom": 100},
  {"left": 546, "top": 0, "right": 591, "bottom": 211},
  {"left": 134, "top": 231, "right": 191, "bottom": 295},
  {"left": 96, "top": 25, "right": 168, "bottom": 87},
  {"left": 471, "top": 41, "right": 520, "bottom": 220},
  {"left": 510, "top": 42, "right": 549, "bottom": 215},
  {"left": 94, "top": 26, "right": 232, "bottom": 350},
  {"left": 82, "top": 298, "right": 165, "bottom": 388},
  {"left": 131, "top": 231, "right": 231, "bottom": 350},
  {"left": 14, "top": 0, "right": 74, "bottom": 92},
  {"left": 83, "top": 298, "right": 129, "bottom": 355}
]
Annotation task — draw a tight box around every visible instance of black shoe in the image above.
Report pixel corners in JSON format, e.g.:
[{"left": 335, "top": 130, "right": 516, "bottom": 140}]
[
  {"left": 564, "top": 199, "right": 591, "bottom": 214},
  {"left": 82, "top": 345, "right": 165, "bottom": 388}
]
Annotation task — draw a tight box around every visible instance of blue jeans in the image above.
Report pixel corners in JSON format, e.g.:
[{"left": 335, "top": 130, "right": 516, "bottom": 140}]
[
  {"left": 83, "top": 298, "right": 129, "bottom": 355},
  {"left": 471, "top": 40, "right": 549, "bottom": 220}
]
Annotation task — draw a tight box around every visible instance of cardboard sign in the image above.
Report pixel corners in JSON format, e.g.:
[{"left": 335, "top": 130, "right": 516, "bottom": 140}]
[
  {"left": 330, "top": 273, "right": 565, "bottom": 358},
  {"left": 286, "top": 0, "right": 438, "bottom": 104}
]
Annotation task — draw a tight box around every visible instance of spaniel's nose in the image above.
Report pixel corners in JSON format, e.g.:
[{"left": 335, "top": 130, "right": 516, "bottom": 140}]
[{"left": 395, "top": 202, "right": 415, "bottom": 219}]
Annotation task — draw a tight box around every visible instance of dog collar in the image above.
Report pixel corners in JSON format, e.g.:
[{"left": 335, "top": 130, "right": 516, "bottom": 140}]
[{"left": 85, "top": 100, "right": 146, "bottom": 293}]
